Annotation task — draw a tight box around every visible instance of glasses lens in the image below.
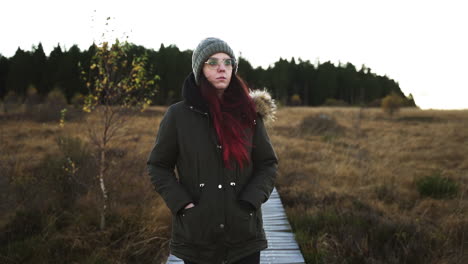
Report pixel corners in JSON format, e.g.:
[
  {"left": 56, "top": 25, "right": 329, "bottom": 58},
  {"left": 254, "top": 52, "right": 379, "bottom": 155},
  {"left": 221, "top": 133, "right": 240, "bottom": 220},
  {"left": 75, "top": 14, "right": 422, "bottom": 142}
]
[
  {"left": 224, "top": 59, "right": 234, "bottom": 66},
  {"left": 206, "top": 58, "right": 219, "bottom": 66}
]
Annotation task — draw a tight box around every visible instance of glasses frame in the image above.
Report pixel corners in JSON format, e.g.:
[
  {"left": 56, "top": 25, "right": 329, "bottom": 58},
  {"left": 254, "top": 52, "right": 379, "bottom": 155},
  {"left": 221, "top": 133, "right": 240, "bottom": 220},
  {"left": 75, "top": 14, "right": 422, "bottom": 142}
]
[{"left": 204, "top": 58, "right": 236, "bottom": 69}]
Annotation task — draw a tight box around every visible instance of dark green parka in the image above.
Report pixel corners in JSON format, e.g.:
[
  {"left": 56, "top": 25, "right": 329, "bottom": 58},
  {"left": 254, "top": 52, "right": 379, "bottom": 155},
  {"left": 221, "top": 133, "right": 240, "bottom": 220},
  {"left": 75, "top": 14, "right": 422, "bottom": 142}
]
[{"left": 147, "top": 73, "right": 278, "bottom": 264}]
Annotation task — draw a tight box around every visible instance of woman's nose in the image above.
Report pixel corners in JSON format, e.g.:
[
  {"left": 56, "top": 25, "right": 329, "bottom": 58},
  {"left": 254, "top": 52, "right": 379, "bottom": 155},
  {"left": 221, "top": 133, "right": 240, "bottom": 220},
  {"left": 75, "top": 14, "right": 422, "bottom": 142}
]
[{"left": 217, "top": 63, "right": 226, "bottom": 72}]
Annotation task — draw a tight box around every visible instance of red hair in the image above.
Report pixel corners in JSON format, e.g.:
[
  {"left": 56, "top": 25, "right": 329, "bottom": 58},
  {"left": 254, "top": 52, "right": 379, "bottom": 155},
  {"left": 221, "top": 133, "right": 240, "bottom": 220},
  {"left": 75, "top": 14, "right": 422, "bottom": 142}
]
[{"left": 200, "top": 74, "right": 257, "bottom": 169}]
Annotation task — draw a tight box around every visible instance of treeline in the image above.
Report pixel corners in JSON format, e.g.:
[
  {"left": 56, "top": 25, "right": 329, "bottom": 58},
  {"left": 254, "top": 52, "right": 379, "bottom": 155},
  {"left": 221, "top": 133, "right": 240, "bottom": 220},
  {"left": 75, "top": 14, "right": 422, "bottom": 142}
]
[{"left": 0, "top": 42, "right": 416, "bottom": 107}]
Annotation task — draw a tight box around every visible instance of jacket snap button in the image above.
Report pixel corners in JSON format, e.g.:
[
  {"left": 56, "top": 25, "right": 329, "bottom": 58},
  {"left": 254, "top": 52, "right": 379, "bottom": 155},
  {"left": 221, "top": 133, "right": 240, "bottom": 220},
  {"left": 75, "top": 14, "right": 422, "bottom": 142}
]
[
  {"left": 219, "top": 224, "right": 224, "bottom": 228},
  {"left": 250, "top": 212, "right": 253, "bottom": 216},
  {"left": 230, "top": 182, "right": 236, "bottom": 186},
  {"left": 218, "top": 184, "right": 222, "bottom": 189}
]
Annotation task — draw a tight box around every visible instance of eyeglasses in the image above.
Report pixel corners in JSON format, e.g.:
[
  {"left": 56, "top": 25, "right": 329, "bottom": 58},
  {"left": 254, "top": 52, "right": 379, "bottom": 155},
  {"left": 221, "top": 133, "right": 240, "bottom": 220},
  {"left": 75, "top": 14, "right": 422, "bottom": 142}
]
[{"left": 204, "top": 58, "right": 235, "bottom": 69}]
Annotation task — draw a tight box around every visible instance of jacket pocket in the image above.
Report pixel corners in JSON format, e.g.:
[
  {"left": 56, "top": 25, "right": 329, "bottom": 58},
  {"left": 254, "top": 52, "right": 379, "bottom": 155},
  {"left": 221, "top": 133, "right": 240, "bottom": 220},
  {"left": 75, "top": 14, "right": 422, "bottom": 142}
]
[
  {"left": 178, "top": 205, "right": 204, "bottom": 243},
  {"left": 229, "top": 200, "right": 257, "bottom": 243}
]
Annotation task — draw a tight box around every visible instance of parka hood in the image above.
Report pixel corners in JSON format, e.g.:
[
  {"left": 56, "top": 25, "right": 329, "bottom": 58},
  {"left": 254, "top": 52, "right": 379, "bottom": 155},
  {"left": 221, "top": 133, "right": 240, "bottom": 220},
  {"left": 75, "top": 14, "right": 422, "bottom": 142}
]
[
  {"left": 182, "top": 72, "right": 277, "bottom": 123},
  {"left": 249, "top": 89, "right": 277, "bottom": 124}
]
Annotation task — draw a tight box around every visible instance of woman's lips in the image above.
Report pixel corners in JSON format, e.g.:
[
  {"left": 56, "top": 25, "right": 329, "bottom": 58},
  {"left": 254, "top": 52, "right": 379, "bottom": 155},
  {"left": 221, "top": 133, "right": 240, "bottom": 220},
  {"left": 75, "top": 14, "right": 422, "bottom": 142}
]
[{"left": 216, "top": 77, "right": 226, "bottom": 80}]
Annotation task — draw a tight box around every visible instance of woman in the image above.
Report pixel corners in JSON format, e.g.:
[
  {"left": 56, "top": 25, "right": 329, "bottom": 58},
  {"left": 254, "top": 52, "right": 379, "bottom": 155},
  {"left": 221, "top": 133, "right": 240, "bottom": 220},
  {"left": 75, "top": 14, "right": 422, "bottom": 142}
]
[{"left": 147, "top": 37, "right": 277, "bottom": 264}]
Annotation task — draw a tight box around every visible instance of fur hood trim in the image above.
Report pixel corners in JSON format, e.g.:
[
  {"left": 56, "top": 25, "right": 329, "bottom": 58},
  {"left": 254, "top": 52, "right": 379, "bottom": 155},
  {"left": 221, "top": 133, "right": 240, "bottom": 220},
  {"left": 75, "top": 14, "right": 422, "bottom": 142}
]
[
  {"left": 182, "top": 73, "right": 277, "bottom": 124},
  {"left": 250, "top": 89, "right": 277, "bottom": 124}
]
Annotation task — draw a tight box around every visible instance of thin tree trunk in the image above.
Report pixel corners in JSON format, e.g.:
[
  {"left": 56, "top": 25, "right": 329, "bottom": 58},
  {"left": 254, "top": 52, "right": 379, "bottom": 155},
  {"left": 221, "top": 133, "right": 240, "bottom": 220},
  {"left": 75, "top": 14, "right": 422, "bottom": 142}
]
[{"left": 99, "top": 147, "right": 108, "bottom": 230}]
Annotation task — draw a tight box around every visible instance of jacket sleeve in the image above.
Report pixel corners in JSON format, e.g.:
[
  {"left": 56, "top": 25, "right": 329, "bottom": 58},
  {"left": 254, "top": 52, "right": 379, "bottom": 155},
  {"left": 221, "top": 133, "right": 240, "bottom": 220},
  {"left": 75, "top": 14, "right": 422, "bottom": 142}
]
[
  {"left": 238, "top": 116, "right": 278, "bottom": 210},
  {"left": 147, "top": 106, "right": 193, "bottom": 215}
]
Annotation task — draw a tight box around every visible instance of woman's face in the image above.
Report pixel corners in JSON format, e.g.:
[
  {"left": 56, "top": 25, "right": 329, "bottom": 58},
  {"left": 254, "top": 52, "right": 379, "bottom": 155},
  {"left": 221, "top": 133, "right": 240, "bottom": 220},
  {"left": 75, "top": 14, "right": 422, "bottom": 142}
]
[{"left": 202, "top": 52, "right": 233, "bottom": 97}]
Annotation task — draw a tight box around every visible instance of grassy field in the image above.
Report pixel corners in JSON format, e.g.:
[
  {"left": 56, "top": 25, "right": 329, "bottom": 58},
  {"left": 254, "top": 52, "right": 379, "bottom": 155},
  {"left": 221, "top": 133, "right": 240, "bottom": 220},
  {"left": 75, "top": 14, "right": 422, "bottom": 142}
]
[
  {"left": 272, "top": 107, "right": 467, "bottom": 263},
  {"left": 0, "top": 105, "right": 467, "bottom": 263}
]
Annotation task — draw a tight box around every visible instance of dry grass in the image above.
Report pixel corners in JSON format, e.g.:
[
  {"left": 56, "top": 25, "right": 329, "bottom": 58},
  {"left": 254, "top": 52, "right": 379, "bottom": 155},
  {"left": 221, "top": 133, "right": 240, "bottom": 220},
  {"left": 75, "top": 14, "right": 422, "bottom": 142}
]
[
  {"left": 0, "top": 106, "right": 170, "bottom": 264},
  {"left": 0, "top": 105, "right": 467, "bottom": 263},
  {"left": 272, "top": 107, "right": 468, "bottom": 263}
]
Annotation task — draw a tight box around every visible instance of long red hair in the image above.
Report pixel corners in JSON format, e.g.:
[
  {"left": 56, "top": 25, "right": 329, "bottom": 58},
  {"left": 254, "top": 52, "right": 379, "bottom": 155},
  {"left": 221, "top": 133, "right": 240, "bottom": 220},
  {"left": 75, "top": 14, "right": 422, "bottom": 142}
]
[{"left": 199, "top": 74, "right": 257, "bottom": 169}]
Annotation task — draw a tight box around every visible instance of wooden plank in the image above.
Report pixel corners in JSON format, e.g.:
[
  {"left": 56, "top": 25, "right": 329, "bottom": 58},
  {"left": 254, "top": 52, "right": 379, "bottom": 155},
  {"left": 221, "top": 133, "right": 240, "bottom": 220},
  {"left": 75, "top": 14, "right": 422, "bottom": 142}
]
[
  {"left": 260, "top": 250, "right": 306, "bottom": 264},
  {"left": 165, "top": 188, "right": 305, "bottom": 264}
]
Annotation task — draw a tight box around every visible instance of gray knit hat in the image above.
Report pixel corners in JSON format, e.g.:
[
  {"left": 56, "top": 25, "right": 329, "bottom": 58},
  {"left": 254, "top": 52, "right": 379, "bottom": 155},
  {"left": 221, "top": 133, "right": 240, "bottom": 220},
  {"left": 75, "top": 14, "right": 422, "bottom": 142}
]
[{"left": 192, "top": 37, "right": 237, "bottom": 85}]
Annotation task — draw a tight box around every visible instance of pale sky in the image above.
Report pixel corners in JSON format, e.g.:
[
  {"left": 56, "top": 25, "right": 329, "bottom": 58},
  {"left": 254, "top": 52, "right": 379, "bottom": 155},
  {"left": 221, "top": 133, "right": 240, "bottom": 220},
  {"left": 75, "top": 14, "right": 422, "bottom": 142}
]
[{"left": 1, "top": 0, "right": 467, "bottom": 109}]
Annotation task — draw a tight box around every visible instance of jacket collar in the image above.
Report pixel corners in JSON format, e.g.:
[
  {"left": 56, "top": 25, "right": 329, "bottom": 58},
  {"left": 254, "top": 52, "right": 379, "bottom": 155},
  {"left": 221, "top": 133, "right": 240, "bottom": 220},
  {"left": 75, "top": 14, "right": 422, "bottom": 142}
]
[{"left": 182, "top": 72, "right": 209, "bottom": 114}]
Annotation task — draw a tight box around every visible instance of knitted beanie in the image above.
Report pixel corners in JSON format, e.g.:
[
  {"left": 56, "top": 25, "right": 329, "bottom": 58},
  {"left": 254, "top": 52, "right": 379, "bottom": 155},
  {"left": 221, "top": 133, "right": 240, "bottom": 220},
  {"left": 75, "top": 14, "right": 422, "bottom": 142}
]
[{"left": 192, "top": 37, "right": 237, "bottom": 85}]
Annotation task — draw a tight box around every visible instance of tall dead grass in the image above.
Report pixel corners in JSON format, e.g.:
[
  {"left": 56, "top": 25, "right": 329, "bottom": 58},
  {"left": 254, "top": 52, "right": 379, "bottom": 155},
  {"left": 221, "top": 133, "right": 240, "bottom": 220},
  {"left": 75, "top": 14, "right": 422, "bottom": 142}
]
[
  {"left": 0, "top": 106, "right": 170, "bottom": 263},
  {"left": 273, "top": 107, "right": 467, "bottom": 263},
  {"left": 0, "top": 106, "right": 466, "bottom": 263}
]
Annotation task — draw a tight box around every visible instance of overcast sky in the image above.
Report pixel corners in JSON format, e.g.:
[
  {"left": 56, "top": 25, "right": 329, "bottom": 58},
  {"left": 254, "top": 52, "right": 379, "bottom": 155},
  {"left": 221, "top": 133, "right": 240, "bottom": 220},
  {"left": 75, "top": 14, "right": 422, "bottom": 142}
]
[{"left": 1, "top": 0, "right": 467, "bottom": 109}]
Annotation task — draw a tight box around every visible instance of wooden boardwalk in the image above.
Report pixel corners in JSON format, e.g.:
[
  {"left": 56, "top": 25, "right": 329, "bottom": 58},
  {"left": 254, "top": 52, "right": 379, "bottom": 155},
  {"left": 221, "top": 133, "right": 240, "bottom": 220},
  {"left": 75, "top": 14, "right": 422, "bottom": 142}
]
[{"left": 166, "top": 187, "right": 305, "bottom": 264}]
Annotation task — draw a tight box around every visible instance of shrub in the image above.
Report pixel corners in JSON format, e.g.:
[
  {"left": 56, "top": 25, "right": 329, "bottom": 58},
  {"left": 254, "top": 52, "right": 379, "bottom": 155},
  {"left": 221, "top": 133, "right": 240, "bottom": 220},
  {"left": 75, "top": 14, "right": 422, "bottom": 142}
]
[
  {"left": 290, "top": 94, "right": 302, "bottom": 106},
  {"left": 71, "top": 93, "right": 85, "bottom": 108},
  {"left": 416, "top": 173, "right": 459, "bottom": 199},
  {"left": 287, "top": 197, "right": 440, "bottom": 264},
  {"left": 24, "top": 85, "right": 41, "bottom": 106},
  {"left": 25, "top": 85, "right": 42, "bottom": 116},
  {"left": 381, "top": 93, "right": 404, "bottom": 117},
  {"left": 35, "top": 136, "right": 95, "bottom": 209},
  {"left": 300, "top": 113, "right": 344, "bottom": 136},
  {"left": 46, "top": 87, "right": 68, "bottom": 106},
  {"left": 30, "top": 88, "right": 68, "bottom": 122},
  {"left": 9, "top": 135, "right": 96, "bottom": 211},
  {"left": 3, "top": 91, "right": 21, "bottom": 113}
]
